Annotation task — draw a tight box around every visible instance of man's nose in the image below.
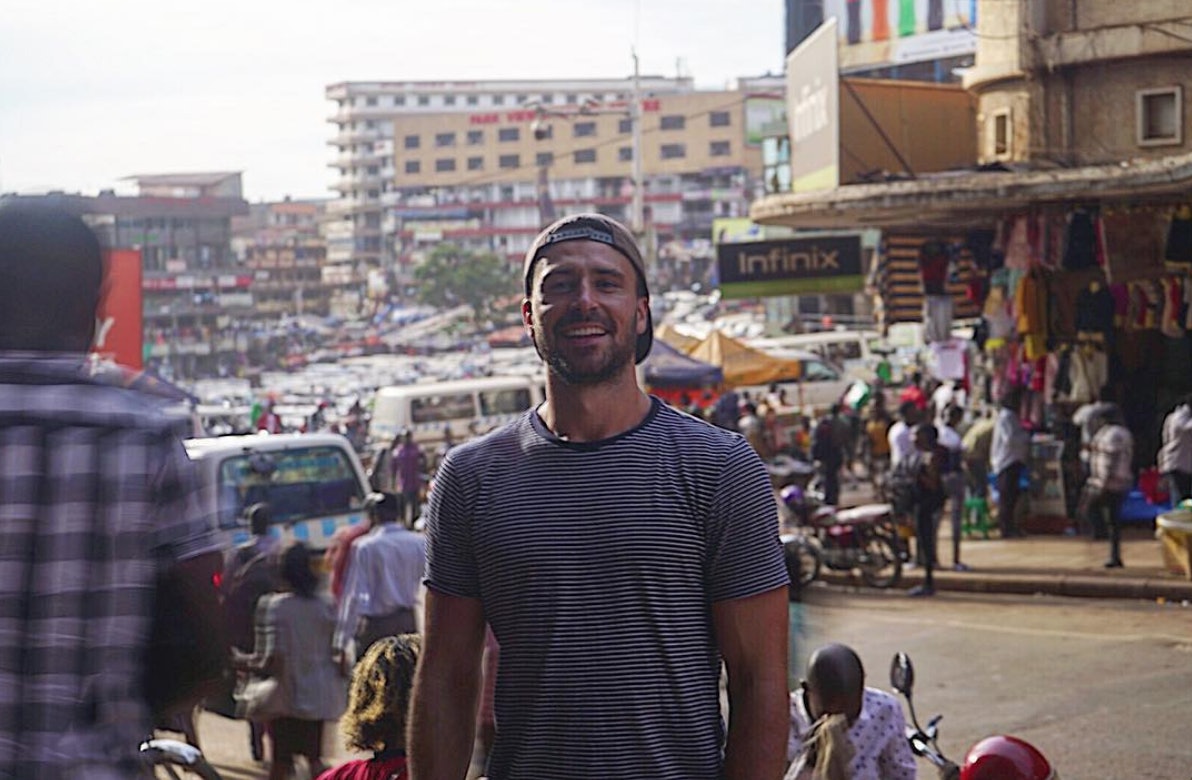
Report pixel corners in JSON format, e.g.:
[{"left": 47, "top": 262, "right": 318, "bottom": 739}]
[{"left": 570, "top": 277, "right": 598, "bottom": 311}]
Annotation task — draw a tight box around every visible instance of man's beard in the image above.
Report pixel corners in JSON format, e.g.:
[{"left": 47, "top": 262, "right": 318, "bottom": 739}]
[{"left": 534, "top": 312, "right": 638, "bottom": 386}]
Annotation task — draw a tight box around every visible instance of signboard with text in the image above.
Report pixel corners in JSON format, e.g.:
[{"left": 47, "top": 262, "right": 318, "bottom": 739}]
[
  {"left": 823, "top": 0, "right": 977, "bottom": 72},
  {"left": 93, "top": 249, "right": 143, "bottom": 370},
  {"left": 716, "top": 235, "right": 863, "bottom": 298},
  {"left": 786, "top": 19, "right": 840, "bottom": 193}
]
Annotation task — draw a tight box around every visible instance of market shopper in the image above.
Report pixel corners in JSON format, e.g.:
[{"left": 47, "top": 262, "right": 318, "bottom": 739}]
[
  {"left": 991, "top": 390, "right": 1030, "bottom": 538},
  {"left": 887, "top": 401, "right": 920, "bottom": 469},
  {"left": 390, "top": 430, "right": 425, "bottom": 527},
  {"left": 408, "top": 213, "right": 790, "bottom": 780},
  {"left": 813, "top": 408, "right": 844, "bottom": 506},
  {"left": 0, "top": 204, "right": 224, "bottom": 779},
  {"left": 907, "top": 424, "right": 948, "bottom": 597},
  {"left": 939, "top": 406, "right": 969, "bottom": 570},
  {"left": 961, "top": 410, "right": 996, "bottom": 501},
  {"left": 1159, "top": 393, "right": 1192, "bottom": 504},
  {"left": 1086, "top": 408, "right": 1135, "bottom": 568}
]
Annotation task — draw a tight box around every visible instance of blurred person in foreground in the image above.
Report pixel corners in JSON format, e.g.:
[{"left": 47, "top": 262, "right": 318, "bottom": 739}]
[
  {"left": 317, "top": 634, "right": 420, "bottom": 780},
  {"left": 784, "top": 644, "right": 916, "bottom": 780},
  {"left": 408, "top": 213, "right": 790, "bottom": 780},
  {"left": 0, "top": 203, "right": 223, "bottom": 779}
]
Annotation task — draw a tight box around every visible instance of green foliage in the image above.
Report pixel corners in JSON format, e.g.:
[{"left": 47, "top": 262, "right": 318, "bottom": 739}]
[{"left": 412, "top": 243, "right": 518, "bottom": 325}]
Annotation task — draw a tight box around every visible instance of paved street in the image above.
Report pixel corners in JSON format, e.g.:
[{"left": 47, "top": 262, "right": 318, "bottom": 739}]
[{"left": 798, "top": 589, "right": 1192, "bottom": 780}]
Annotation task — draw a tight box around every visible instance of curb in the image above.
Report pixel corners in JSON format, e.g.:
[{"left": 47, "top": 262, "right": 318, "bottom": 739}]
[{"left": 817, "top": 569, "right": 1192, "bottom": 602}]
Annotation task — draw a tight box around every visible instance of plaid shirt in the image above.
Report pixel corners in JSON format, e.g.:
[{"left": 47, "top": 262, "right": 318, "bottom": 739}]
[{"left": 0, "top": 355, "right": 217, "bottom": 779}]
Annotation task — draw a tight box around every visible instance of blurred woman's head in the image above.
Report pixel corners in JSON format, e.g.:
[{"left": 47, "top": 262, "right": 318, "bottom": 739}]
[
  {"left": 341, "top": 634, "right": 422, "bottom": 754},
  {"left": 280, "top": 542, "right": 318, "bottom": 599}
]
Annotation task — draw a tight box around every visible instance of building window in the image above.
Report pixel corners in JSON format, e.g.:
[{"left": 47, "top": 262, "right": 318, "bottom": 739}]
[
  {"left": 499, "top": 127, "right": 520, "bottom": 142},
  {"left": 365, "top": 96, "right": 377, "bottom": 107},
  {"left": 710, "top": 140, "right": 731, "bottom": 157},
  {"left": 499, "top": 154, "right": 520, "bottom": 169},
  {"left": 541, "top": 94, "right": 554, "bottom": 104},
  {"left": 566, "top": 93, "right": 578, "bottom": 104},
  {"left": 417, "top": 95, "right": 430, "bottom": 106},
  {"left": 404, "top": 135, "right": 420, "bottom": 149},
  {"left": 364, "top": 120, "right": 375, "bottom": 129},
  {"left": 493, "top": 94, "right": 505, "bottom": 106},
  {"left": 405, "top": 160, "right": 421, "bottom": 174},
  {"left": 444, "top": 95, "right": 456, "bottom": 106},
  {"left": 516, "top": 94, "right": 528, "bottom": 104},
  {"left": 394, "top": 95, "right": 406, "bottom": 106},
  {"left": 661, "top": 115, "right": 685, "bottom": 131},
  {"left": 466, "top": 95, "right": 478, "bottom": 106},
  {"left": 1137, "top": 86, "right": 1182, "bottom": 146},
  {"left": 574, "top": 121, "right": 597, "bottom": 138},
  {"left": 367, "top": 165, "right": 379, "bottom": 175},
  {"left": 990, "top": 109, "right": 1011, "bottom": 159},
  {"left": 618, "top": 146, "right": 633, "bottom": 162},
  {"left": 660, "top": 143, "right": 686, "bottom": 159},
  {"left": 436, "top": 158, "right": 456, "bottom": 172},
  {"left": 618, "top": 118, "right": 633, "bottom": 134},
  {"left": 435, "top": 132, "right": 456, "bottom": 147},
  {"left": 467, "top": 156, "right": 484, "bottom": 171},
  {"left": 534, "top": 123, "right": 553, "bottom": 140},
  {"left": 574, "top": 148, "right": 597, "bottom": 164},
  {"left": 536, "top": 151, "right": 554, "bottom": 167},
  {"left": 710, "top": 111, "right": 731, "bottom": 127},
  {"left": 467, "top": 130, "right": 484, "bottom": 145}
]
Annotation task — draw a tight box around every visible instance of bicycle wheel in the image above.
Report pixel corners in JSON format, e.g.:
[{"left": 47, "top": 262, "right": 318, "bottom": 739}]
[{"left": 858, "top": 533, "right": 902, "bottom": 589}]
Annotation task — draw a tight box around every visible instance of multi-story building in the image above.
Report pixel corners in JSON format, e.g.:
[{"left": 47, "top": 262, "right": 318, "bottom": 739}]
[
  {"left": 326, "top": 76, "right": 783, "bottom": 290},
  {"left": 233, "top": 198, "right": 336, "bottom": 319},
  {"left": 1, "top": 173, "right": 250, "bottom": 380}
]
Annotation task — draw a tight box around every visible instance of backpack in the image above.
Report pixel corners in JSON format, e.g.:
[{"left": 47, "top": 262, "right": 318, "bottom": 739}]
[{"left": 222, "top": 545, "right": 280, "bottom": 652}]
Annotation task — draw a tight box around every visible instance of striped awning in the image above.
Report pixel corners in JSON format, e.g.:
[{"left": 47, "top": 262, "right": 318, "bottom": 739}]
[{"left": 876, "top": 233, "right": 981, "bottom": 326}]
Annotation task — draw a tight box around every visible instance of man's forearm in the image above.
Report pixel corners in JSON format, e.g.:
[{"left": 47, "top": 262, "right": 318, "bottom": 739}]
[
  {"left": 408, "top": 662, "right": 481, "bottom": 780},
  {"left": 722, "top": 671, "right": 790, "bottom": 780}
]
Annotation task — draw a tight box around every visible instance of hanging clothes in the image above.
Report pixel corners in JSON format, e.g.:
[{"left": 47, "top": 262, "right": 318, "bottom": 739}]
[
  {"left": 1161, "top": 276, "right": 1184, "bottom": 338},
  {"left": 923, "top": 295, "right": 954, "bottom": 344},
  {"left": 1015, "top": 266, "right": 1049, "bottom": 361},
  {"left": 1165, "top": 205, "right": 1192, "bottom": 267},
  {"left": 1063, "top": 208, "right": 1099, "bottom": 270},
  {"left": 918, "top": 241, "right": 951, "bottom": 295},
  {"left": 1075, "top": 283, "right": 1115, "bottom": 342}
]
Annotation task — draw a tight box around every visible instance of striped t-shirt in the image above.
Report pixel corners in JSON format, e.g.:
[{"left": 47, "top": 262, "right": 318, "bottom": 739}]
[{"left": 425, "top": 398, "right": 789, "bottom": 780}]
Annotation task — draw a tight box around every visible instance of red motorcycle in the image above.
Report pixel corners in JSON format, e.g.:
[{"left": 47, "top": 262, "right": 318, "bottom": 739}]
[{"left": 890, "top": 652, "right": 1057, "bottom": 780}]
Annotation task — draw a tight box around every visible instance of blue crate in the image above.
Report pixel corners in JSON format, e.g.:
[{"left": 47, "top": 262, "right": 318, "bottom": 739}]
[{"left": 1120, "top": 490, "right": 1172, "bottom": 524}]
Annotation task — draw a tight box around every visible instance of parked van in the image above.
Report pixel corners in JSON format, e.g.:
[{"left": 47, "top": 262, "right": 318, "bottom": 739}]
[
  {"left": 185, "top": 432, "right": 370, "bottom": 551},
  {"left": 749, "top": 331, "right": 887, "bottom": 379},
  {"left": 370, "top": 375, "right": 545, "bottom": 446}
]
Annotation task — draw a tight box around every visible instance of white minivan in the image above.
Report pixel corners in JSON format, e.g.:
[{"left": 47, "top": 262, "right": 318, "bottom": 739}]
[
  {"left": 185, "top": 432, "right": 370, "bottom": 551},
  {"left": 370, "top": 375, "right": 545, "bottom": 446}
]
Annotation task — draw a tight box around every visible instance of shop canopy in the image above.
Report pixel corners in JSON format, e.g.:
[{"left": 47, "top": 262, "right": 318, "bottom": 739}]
[
  {"left": 688, "top": 330, "right": 804, "bottom": 387},
  {"left": 654, "top": 323, "right": 702, "bottom": 354},
  {"left": 641, "top": 339, "right": 723, "bottom": 389}
]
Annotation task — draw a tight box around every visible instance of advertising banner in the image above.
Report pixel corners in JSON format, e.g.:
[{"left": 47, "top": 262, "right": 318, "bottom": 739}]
[
  {"left": 93, "top": 249, "right": 143, "bottom": 370},
  {"left": 824, "top": 0, "right": 977, "bottom": 72},
  {"left": 786, "top": 19, "right": 840, "bottom": 193},
  {"left": 716, "top": 235, "right": 864, "bottom": 298}
]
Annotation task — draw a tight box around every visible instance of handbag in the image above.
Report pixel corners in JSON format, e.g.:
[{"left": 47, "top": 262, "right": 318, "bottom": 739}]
[{"left": 235, "top": 675, "right": 286, "bottom": 720}]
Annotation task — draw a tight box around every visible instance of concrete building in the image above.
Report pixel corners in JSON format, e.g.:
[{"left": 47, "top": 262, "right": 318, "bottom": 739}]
[{"left": 232, "top": 198, "right": 337, "bottom": 319}]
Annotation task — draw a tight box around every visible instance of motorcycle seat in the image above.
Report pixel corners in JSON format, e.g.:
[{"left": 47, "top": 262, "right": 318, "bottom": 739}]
[{"left": 833, "top": 503, "right": 893, "bottom": 525}]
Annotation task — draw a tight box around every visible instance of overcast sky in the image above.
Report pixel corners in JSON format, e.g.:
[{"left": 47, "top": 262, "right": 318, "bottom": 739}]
[{"left": 0, "top": 0, "right": 786, "bottom": 202}]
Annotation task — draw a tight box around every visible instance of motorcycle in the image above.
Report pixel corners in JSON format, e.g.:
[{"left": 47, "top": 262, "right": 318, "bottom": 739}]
[
  {"left": 780, "top": 484, "right": 902, "bottom": 589},
  {"left": 140, "top": 736, "right": 223, "bottom": 779},
  {"left": 889, "top": 652, "right": 1057, "bottom": 780}
]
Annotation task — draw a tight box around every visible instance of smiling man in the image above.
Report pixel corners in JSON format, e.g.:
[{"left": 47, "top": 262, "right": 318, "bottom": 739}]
[{"left": 408, "top": 213, "right": 790, "bottom": 780}]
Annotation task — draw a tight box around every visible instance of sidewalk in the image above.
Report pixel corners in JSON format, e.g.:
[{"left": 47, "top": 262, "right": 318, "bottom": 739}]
[{"left": 815, "top": 480, "right": 1192, "bottom": 602}]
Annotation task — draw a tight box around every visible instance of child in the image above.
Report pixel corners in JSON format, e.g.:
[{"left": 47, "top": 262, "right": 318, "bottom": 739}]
[
  {"left": 317, "top": 634, "right": 421, "bottom": 780},
  {"left": 785, "top": 644, "right": 916, "bottom": 780}
]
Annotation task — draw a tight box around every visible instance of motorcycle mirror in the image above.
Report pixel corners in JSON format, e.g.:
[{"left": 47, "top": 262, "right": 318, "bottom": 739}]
[{"left": 890, "top": 652, "right": 915, "bottom": 696}]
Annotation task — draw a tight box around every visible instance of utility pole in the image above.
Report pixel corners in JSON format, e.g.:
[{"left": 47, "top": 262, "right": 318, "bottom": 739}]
[{"left": 630, "top": 50, "right": 644, "bottom": 236}]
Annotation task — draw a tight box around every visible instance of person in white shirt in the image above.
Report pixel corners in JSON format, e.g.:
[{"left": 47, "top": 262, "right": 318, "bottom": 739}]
[
  {"left": 335, "top": 492, "right": 427, "bottom": 661},
  {"left": 939, "top": 405, "right": 969, "bottom": 571},
  {"left": 931, "top": 380, "right": 964, "bottom": 429},
  {"left": 990, "top": 390, "right": 1030, "bottom": 539},
  {"left": 887, "top": 401, "right": 920, "bottom": 470},
  {"left": 784, "top": 643, "right": 916, "bottom": 780},
  {"left": 1087, "top": 407, "right": 1134, "bottom": 568},
  {"left": 1159, "top": 394, "right": 1192, "bottom": 504}
]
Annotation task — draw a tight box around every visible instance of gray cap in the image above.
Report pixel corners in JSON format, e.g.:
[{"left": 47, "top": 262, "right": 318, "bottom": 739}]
[{"left": 522, "top": 213, "right": 652, "bottom": 364}]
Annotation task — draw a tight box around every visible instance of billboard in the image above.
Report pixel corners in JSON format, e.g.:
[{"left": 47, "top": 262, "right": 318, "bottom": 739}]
[
  {"left": 93, "top": 249, "right": 144, "bottom": 370},
  {"left": 824, "top": 0, "right": 977, "bottom": 72},
  {"left": 744, "top": 96, "right": 787, "bottom": 148},
  {"left": 786, "top": 19, "right": 840, "bottom": 193},
  {"left": 716, "top": 235, "right": 864, "bottom": 299}
]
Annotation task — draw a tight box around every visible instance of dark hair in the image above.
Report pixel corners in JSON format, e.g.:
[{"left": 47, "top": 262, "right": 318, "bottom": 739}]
[
  {"left": 898, "top": 401, "right": 918, "bottom": 420},
  {"left": 946, "top": 405, "right": 963, "bottom": 425},
  {"left": 914, "top": 423, "right": 939, "bottom": 445},
  {"left": 341, "top": 634, "right": 421, "bottom": 753},
  {"left": 246, "top": 502, "right": 272, "bottom": 537},
  {"left": 0, "top": 203, "right": 104, "bottom": 352},
  {"left": 806, "top": 643, "right": 865, "bottom": 714},
  {"left": 280, "top": 542, "right": 318, "bottom": 599}
]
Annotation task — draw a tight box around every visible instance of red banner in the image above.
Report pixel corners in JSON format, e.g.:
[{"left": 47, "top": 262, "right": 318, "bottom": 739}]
[{"left": 93, "top": 249, "right": 144, "bottom": 370}]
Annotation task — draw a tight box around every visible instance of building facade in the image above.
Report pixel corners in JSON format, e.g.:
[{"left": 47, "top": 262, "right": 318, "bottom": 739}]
[{"left": 233, "top": 198, "right": 338, "bottom": 319}]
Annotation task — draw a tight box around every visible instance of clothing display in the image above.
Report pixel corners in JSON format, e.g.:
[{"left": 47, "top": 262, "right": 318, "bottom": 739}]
[
  {"left": 1063, "top": 209, "right": 1099, "bottom": 270},
  {"left": 1014, "top": 267, "right": 1048, "bottom": 360},
  {"left": 1165, "top": 205, "right": 1192, "bottom": 266},
  {"left": 923, "top": 294, "right": 954, "bottom": 343},
  {"left": 918, "top": 241, "right": 951, "bottom": 295},
  {"left": 931, "top": 339, "right": 967, "bottom": 382}
]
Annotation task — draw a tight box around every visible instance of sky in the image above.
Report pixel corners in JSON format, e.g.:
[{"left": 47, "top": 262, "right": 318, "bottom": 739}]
[{"left": 0, "top": 0, "right": 787, "bottom": 202}]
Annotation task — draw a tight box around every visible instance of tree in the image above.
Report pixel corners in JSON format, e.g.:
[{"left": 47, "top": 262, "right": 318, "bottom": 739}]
[{"left": 412, "top": 243, "right": 518, "bottom": 326}]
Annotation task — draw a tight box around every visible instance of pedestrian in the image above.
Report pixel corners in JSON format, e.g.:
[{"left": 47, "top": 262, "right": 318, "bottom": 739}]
[
  {"left": 863, "top": 401, "right": 892, "bottom": 491},
  {"left": 1073, "top": 385, "right": 1117, "bottom": 483},
  {"left": 887, "top": 401, "right": 919, "bottom": 469},
  {"left": 237, "top": 543, "right": 348, "bottom": 780},
  {"left": 991, "top": 389, "right": 1030, "bottom": 539},
  {"left": 961, "top": 410, "right": 995, "bottom": 501},
  {"left": 939, "top": 406, "right": 969, "bottom": 571},
  {"left": 740, "top": 401, "right": 769, "bottom": 459},
  {"left": 1159, "top": 393, "right": 1192, "bottom": 504},
  {"left": 898, "top": 371, "right": 928, "bottom": 412},
  {"left": 784, "top": 644, "right": 916, "bottom": 780},
  {"left": 408, "top": 213, "right": 790, "bottom": 780},
  {"left": 315, "top": 634, "right": 421, "bottom": 780},
  {"left": 713, "top": 387, "right": 742, "bottom": 432},
  {"left": 0, "top": 203, "right": 224, "bottom": 779},
  {"left": 1085, "top": 407, "right": 1134, "bottom": 568},
  {"left": 813, "top": 408, "right": 844, "bottom": 505},
  {"left": 390, "top": 430, "right": 425, "bottom": 527},
  {"left": 907, "top": 424, "right": 947, "bottom": 596},
  {"left": 335, "top": 492, "right": 426, "bottom": 660}
]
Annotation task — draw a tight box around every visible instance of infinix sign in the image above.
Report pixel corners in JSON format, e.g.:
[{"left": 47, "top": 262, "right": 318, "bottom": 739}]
[
  {"left": 716, "top": 235, "right": 863, "bottom": 299},
  {"left": 792, "top": 79, "right": 831, "bottom": 144},
  {"left": 786, "top": 19, "right": 840, "bottom": 193}
]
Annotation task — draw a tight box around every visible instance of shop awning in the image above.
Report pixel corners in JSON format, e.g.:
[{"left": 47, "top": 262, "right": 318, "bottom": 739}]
[
  {"left": 750, "top": 152, "right": 1192, "bottom": 231},
  {"left": 654, "top": 323, "right": 702, "bottom": 354},
  {"left": 641, "top": 340, "right": 723, "bottom": 389},
  {"left": 688, "top": 330, "right": 803, "bottom": 387}
]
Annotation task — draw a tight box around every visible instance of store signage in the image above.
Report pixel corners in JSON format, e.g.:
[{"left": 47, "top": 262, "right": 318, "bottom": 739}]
[
  {"left": 93, "top": 249, "right": 143, "bottom": 370},
  {"left": 822, "top": 0, "right": 977, "bottom": 72},
  {"left": 786, "top": 19, "right": 840, "bottom": 193},
  {"left": 466, "top": 99, "right": 661, "bottom": 126},
  {"left": 716, "top": 235, "right": 863, "bottom": 298}
]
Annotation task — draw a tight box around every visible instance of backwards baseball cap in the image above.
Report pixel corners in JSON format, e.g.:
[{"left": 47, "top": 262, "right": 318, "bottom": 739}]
[{"left": 523, "top": 213, "right": 653, "bottom": 364}]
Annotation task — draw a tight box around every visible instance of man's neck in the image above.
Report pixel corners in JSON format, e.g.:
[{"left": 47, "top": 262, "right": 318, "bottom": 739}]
[{"left": 539, "top": 373, "right": 651, "bottom": 443}]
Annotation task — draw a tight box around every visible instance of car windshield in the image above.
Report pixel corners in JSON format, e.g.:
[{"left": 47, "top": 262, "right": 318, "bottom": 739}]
[{"left": 217, "top": 445, "right": 364, "bottom": 527}]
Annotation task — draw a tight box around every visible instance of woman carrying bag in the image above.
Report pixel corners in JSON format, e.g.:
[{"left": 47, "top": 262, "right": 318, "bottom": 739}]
[{"left": 236, "top": 542, "right": 348, "bottom": 779}]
